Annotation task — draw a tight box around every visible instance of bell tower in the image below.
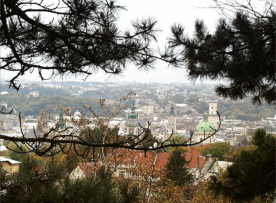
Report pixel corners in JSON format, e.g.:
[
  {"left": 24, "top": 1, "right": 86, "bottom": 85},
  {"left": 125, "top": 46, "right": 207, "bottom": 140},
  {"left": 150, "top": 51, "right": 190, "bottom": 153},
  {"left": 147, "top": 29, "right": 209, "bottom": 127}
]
[
  {"left": 208, "top": 100, "right": 219, "bottom": 129},
  {"left": 168, "top": 103, "right": 176, "bottom": 133},
  {"left": 126, "top": 104, "right": 139, "bottom": 135}
]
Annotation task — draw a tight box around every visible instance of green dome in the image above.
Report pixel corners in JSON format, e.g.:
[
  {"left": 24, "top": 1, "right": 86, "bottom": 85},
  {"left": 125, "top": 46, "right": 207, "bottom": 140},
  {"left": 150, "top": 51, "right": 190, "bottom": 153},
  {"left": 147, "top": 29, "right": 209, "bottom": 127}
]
[{"left": 196, "top": 113, "right": 215, "bottom": 132}]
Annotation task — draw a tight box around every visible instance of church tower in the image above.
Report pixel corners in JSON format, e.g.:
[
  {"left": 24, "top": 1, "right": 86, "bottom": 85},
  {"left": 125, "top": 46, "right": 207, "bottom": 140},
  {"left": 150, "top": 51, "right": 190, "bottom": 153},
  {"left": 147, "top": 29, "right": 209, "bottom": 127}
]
[
  {"left": 37, "top": 110, "right": 49, "bottom": 133},
  {"left": 168, "top": 103, "right": 176, "bottom": 133},
  {"left": 208, "top": 100, "right": 219, "bottom": 129},
  {"left": 126, "top": 104, "right": 139, "bottom": 135},
  {"left": 56, "top": 109, "right": 66, "bottom": 130}
]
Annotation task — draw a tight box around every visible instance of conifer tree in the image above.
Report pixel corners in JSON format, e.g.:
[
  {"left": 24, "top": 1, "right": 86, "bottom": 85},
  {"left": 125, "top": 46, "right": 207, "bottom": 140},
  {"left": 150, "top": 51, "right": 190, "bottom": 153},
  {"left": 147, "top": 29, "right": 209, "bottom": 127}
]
[
  {"left": 209, "top": 129, "right": 275, "bottom": 202},
  {"left": 0, "top": 0, "right": 173, "bottom": 91},
  {"left": 0, "top": 156, "right": 141, "bottom": 203},
  {"left": 167, "top": 0, "right": 275, "bottom": 105},
  {"left": 165, "top": 148, "right": 193, "bottom": 186}
]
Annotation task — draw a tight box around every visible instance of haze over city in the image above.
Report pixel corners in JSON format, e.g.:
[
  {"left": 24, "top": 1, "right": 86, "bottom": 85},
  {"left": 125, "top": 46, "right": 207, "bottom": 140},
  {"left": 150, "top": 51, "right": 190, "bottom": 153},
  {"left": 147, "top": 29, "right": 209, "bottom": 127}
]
[{"left": 0, "top": 0, "right": 274, "bottom": 202}]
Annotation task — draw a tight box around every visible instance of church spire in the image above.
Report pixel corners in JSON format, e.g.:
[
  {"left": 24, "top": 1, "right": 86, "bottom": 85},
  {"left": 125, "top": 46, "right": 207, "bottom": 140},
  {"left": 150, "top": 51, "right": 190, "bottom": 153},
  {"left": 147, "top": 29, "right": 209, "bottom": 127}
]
[
  {"left": 56, "top": 109, "right": 65, "bottom": 129},
  {"left": 169, "top": 103, "right": 175, "bottom": 117},
  {"left": 203, "top": 112, "right": 208, "bottom": 122}
]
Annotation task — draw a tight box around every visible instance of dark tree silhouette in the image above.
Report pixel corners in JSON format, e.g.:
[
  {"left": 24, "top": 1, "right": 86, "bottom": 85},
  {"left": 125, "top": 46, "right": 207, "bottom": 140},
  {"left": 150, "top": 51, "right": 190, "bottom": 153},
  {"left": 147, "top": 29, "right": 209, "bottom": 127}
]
[
  {"left": 209, "top": 129, "right": 276, "bottom": 202},
  {"left": 0, "top": 0, "right": 173, "bottom": 90},
  {"left": 166, "top": 0, "right": 275, "bottom": 105},
  {"left": 0, "top": 0, "right": 222, "bottom": 157},
  {"left": 165, "top": 148, "right": 193, "bottom": 186},
  {"left": 0, "top": 156, "right": 141, "bottom": 203}
]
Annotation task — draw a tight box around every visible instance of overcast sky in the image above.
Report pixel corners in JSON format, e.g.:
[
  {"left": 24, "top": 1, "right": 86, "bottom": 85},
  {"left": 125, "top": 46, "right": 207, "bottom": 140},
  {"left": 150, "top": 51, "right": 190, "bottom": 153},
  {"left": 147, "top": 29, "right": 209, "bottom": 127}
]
[
  {"left": 115, "top": 0, "right": 220, "bottom": 84},
  {"left": 1, "top": 0, "right": 222, "bottom": 84}
]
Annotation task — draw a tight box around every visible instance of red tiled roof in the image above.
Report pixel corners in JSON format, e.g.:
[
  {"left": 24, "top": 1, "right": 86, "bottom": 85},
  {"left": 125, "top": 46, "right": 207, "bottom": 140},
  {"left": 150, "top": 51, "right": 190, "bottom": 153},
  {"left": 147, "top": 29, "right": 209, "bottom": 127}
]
[
  {"left": 185, "top": 148, "right": 206, "bottom": 169},
  {"left": 156, "top": 153, "right": 170, "bottom": 168},
  {"left": 123, "top": 151, "right": 170, "bottom": 169},
  {"left": 78, "top": 151, "right": 171, "bottom": 174},
  {"left": 79, "top": 162, "right": 100, "bottom": 177},
  {"left": 77, "top": 150, "right": 204, "bottom": 177}
]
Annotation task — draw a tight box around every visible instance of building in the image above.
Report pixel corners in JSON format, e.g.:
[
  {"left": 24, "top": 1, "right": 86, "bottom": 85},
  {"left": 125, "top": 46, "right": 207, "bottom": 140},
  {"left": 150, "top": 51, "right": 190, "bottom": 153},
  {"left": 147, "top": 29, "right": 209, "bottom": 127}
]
[
  {"left": 194, "top": 113, "right": 216, "bottom": 145},
  {"left": 55, "top": 109, "right": 80, "bottom": 137},
  {"left": 126, "top": 104, "right": 140, "bottom": 135},
  {"left": 168, "top": 103, "right": 176, "bottom": 133},
  {"left": 56, "top": 109, "right": 66, "bottom": 130},
  {"left": 25, "top": 109, "right": 78, "bottom": 139},
  {"left": 28, "top": 91, "right": 39, "bottom": 97},
  {"left": 185, "top": 148, "right": 232, "bottom": 182},
  {"left": 208, "top": 100, "right": 219, "bottom": 128},
  {"left": 70, "top": 149, "right": 231, "bottom": 184},
  {"left": 71, "top": 151, "right": 170, "bottom": 181},
  {"left": 143, "top": 106, "right": 154, "bottom": 114},
  {"left": 25, "top": 110, "right": 51, "bottom": 139},
  {"left": 0, "top": 157, "right": 21, "bottom": 174}
]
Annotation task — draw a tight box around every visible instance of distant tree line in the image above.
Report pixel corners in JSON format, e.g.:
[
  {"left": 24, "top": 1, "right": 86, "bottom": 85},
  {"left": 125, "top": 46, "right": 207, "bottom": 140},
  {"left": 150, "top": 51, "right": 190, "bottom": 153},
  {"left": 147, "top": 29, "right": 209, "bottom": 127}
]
[
  {"left": 0, "top": 92, "right": 101, "bottom": 116},
  {"left": 184, "top": 96, "right": 274, "bottom": 120}
]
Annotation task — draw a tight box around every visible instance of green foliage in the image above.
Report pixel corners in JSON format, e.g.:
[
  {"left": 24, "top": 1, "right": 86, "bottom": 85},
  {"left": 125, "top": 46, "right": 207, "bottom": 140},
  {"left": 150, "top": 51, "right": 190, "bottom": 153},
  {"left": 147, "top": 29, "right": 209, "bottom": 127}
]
[
  {"left": 185, "top": 96, "right": 274, "bottom": 120},
  {"left": 8, "top": 142, "right": 29, "bottom": 162},
  {"left": 166, "top": 135, "right": 187, "bottom": 152},
  {"left": 170, "top": 94, "right": 186, "bottom": 104},
  {"left": 80, "top": 126, "right": 119, "bottom": 143},
  {"left": 185, "top": 96, "right": 199, "bottom": 104},
  {"left": 65, "top": 149, "right": 81, "bottom": 172},
  {"left": 62, "top": 166, "right": 116, "bottom": 203},
  {"left": 200, "top": 143, "right": 232, "bottom": 161},
  {"left": 169, "top": 6, "right": 276, "bottom": 105},
  {"left": 0, "top": 92, "right": 100, "bottom": 116},
  {"left": 117, "top": 180, "right": 140, "bottom": 203},
  {"left": 165, "top": 148, "right": 193, "bottom": 186},
  {"left": 0, "top": 156, "right": 64, "bottom": 203},
  {"left": 141, "top": 129, "right": 159, "bottom": 149},
  {"left": 1, "top": 1, "right": 161, "bottom": 90},
  {"left": 0, "top": 156, "right": 141, "bottom": 203},
  {"left": 65, "top": 166, "right": 140, "bottom": 203},
  {"left": 209, "top": 129, "right": 276, "bottom": 202}
]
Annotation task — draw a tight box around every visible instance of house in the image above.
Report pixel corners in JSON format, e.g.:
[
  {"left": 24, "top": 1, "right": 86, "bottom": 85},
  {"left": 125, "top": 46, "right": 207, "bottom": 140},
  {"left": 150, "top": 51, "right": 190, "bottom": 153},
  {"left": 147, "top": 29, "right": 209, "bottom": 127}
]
[
  {"left": 69, "top": 149, "right": 231, "bottom": 184},
  {"left": 185, "top": 148, "right": 232, "bottom": 182},
  {"left": 70, "top": 151, "right": 170, "bottom": 181},
  {"left": 113, "top": 151, "right": 170, "bottom": 179},
  {"left": 0, "top": 157, "right": 21, "bottom": 174},
  {"left": 25, "top": 109, "right": 80, "bottom": 139}
]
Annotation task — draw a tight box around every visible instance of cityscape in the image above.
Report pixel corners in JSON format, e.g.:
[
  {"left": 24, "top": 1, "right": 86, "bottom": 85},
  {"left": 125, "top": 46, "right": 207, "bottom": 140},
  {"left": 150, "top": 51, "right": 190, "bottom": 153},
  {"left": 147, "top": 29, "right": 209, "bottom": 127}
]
[
  {"left": 0, "top": 80, "right": 275, "bottom": 146},
  {"left": 0, "top": 0, "right": 275, "bottom": 202}
]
